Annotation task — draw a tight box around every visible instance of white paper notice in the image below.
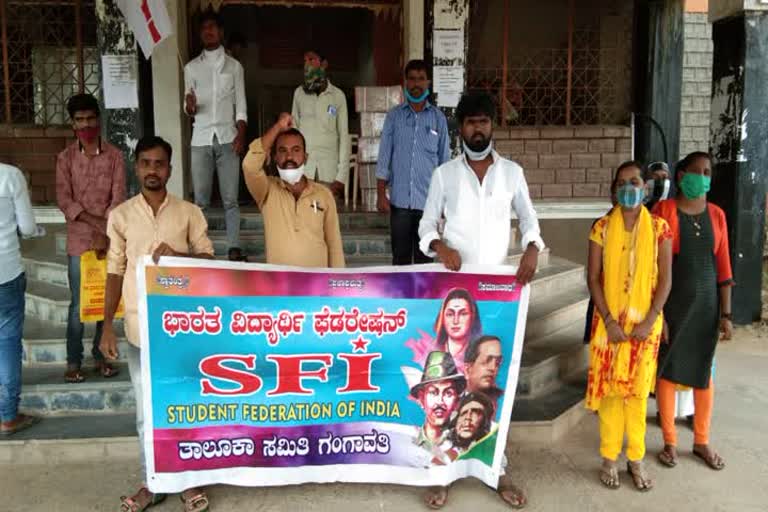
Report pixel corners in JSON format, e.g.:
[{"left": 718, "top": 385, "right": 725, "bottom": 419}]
[
  {"left": 434, "top": 66, "right": 465, "bottom": 108},
  {"left": 434, "top": 30, "right": 464, "bottom": 61},
  {"left": 102, "top": 55, "right": 139, "bottom": 109}
]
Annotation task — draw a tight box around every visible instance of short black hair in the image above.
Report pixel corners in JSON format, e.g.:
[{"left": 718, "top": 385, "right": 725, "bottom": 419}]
[
  {"left": 456, "top": 92, "right": 495, "bottom": 124},
  {"left": 405, "top": 59, "right": 430, "bottom": 79},
  {"left": 274, "top": 128, "right": 306, "bottom": 152},
  {"left": 66, "top": 93, "right": 100, "bottom": 119},
  {"left": 610, "top": 160, "right": 644, "bottom": 195},
  {"left": 199, "top": 8, "right": 222, "bottom": 28},
  {"left": 675, "top": 151, "right": 711, "bottom": 175},
  {"left": 465, "top": 335, "right": 501, "bottom": 365},
  {"left": 134, "top": 136, "right": 172, "bottom": 162}
]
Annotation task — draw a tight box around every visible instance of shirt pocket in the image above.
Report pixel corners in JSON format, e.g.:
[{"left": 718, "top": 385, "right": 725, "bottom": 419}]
[
  {"left": 423, "top": 125, "right": 440, "bottom": 155},
  {"left": 321, "top": 102, "right": 339, "bottom": 131},
  {"left": 488, "top": 192, "right": 512, "bottom": 222},
  {"left": 217, "top": 73, "right": 235, "bottom": 100}
]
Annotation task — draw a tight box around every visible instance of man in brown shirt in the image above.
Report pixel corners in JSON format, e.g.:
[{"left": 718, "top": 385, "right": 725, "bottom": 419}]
[
  {"left": 55, "top": 93, "right": 125, "bottom": 383},
  {"left": 100, "top": 136, "right": 214, "bottom": 512},
  {"left": 242, "top": 113, "right": 344, "bottom": 268}
]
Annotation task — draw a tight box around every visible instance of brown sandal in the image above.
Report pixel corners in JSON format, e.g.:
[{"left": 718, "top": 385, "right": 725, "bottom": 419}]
[
  {"left": 180, "top": 489, "right": 209, "bottom": 512},
  {"left": 94, "top": 360, "right": 120, "bottom": 378},
  {"left": 64, "top": 367, "right": 86, "bottom": 383},
  {"left": 0, "top": 414, "right": 41, "bottom": 436},
  {"left": 424, "top": 486, "right": 448, "bottom": 510},
  {"left": 657, "top": 445, "right": 678, "bottom": 468},
  {"left": 119, "top": 487, "right": 166, "bottom": 512}
]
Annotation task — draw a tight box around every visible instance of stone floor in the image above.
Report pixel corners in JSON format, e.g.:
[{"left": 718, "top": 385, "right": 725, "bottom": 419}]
[{"left": 2, "top": 324, "right": 767, "bottom": 512}]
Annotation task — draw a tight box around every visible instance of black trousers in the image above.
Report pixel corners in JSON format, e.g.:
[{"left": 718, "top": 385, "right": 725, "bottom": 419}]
[{"left": 390, "top": 206, "right": 433, "bottom": 265}]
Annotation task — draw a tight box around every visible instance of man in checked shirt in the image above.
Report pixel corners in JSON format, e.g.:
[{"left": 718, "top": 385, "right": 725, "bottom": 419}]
[{"left": 376, "top": 60, "right": 450, "bottom": 265}]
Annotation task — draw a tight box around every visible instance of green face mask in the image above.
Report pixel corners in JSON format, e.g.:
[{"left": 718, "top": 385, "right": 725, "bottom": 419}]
[{"left": 680, "top": 173, "right": 711, "bottom": 199}]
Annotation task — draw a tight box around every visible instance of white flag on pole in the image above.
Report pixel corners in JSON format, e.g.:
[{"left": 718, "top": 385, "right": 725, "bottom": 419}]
[{"left": 116, "top": 0, "right": 173, "bottom": 58}]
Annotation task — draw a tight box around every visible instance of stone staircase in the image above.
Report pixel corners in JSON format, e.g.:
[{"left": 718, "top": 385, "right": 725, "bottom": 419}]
[{"left": 5, "top": 210, "right": 589, "bottom": 460}]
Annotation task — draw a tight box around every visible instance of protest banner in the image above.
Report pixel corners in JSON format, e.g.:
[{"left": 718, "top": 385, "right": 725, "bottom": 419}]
[{"left": 137, "top": 259, "right": 528, "bottom": 492}]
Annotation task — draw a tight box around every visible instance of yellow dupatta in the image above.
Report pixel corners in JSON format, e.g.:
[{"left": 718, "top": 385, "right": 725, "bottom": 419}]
[{"left": 585, "top": 206, "right": 664, "bottom": 410}]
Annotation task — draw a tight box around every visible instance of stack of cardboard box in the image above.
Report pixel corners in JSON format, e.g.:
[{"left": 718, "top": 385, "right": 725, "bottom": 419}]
[{"left": 354, "top": 86, "right": 403, "bottom": 211}]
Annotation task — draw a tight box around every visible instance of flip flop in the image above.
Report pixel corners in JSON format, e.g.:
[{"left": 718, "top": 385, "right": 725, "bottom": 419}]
[
  {"left": 0, "top": 414, "right": 41, "bottom": 436},
  {"left": 693, "top": 448, "right": 725, "bottom": 470},
  {"left": 120, "top": 488, "right": 167, "bottom": 512},
  {"left": 657, "top": 446, "right": 678, "bottom": 468}
]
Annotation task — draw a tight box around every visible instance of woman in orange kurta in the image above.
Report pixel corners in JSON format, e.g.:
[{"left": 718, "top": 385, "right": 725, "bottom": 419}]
[{"left": 586, "top": 161, "right": 672, "bottom": 491}]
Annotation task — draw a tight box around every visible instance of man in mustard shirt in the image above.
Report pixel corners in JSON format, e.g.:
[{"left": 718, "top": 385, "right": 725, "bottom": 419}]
[{"left": 242, "top": 113, "right": 344, "bottom": 268}]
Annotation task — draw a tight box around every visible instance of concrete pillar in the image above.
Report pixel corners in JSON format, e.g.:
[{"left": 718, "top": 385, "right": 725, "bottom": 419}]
[
  {"left": 403, "top": 0, "right": 425, "bottom": 60},
  {"left": 709, "top": 3, "right": 768, "bottom": 324},
  {"left": 151, "top": 0, "right": 189, "bottom": 199},
  {"left": 678, "top": 6, "right": 713, "bottom": 158},
  {"left": 95, "top": 0, "right": 143, "bottom": 196}
]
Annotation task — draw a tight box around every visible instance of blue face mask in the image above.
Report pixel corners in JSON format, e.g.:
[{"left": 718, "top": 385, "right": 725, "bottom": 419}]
[
  {"left": 404, "top": 87, "right": 430, "bottom": 103},
  {"left": 617, "top": 184, "right": 645, "bottom": 209}
]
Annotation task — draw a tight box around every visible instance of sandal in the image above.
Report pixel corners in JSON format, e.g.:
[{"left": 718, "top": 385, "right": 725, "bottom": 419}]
[
  {"left": 120, "top": 487, "right": 167, "bottom": 512},
  {"left": 599, "top": 461, "right": 620, "bottom": 490},
  {"left": 497, "top": 481, "right": 527, "bottom": 509},
  {"left": 693, "top": 445, "right": 725, "bottom": 470},
  {"left": 0, "top": 414, "right": 41, "bottom": 436},
  {"left": 424, "top": 486, "right": 448, "bottom": 510},
  {"left": 64, "top": 367, "right": 86, "bottom": 383},
  {"left": 657, "top": 445, "right": 678, "bottom": 468},
  {"left": 94, "top": 360, "right": 120, "bottom": 378},
  {"left": 181, "top": 489, "right": 209, "bottom": 512},
  {"left": 627, "top": 460, "right": 653, "bottom": 492}
]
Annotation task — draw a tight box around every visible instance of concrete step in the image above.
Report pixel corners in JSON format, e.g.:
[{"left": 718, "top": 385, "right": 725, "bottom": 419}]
[
  {"left": 507, "top": 377, "right": 587, "bottom": 444},
  {"left": 524, "top": 285, "right": 589, "bottom": 341},
  {"left": 20, "top": 364, "right": 134, "bottom": 416},
  {"left": 22, "top": 319, "right": 128, "bottom": 366},
  {"left": 517, "top": 323, "right": 589, "bottom": 399},
  {"left": 25, "top": 279, "right": 69, "bottom": 325}
]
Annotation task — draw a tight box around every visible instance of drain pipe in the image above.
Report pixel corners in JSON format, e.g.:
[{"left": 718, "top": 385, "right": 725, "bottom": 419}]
[{"left": 631, "top": 112, "right": 669, "bottom": 165}]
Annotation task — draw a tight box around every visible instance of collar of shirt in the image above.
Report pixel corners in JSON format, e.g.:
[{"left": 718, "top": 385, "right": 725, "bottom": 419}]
[
  {"left": 78, "top": 137, "right": 102, "bottom": 156},
  {"left": 461, "top": 149, "right": 501, "bottom": 179},
  {"left": 201, "top": 46, "right": 225, "bottom": 68},
  {"left": 276, "top": 177, "right": 321, "bottom": 198},
  {"left": 401, "top": 100, "right": 434, "bottom": 113},
  {"left": 137, "top": 191, "right": 172, "bottom": 218}
]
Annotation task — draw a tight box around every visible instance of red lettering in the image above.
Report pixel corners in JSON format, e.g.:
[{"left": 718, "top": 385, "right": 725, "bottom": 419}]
[
  {"left": 199, "top": 354, "right": 262, "bottom": 396},
  {"left": 266, "top": 354, "right": 333, "bottom": 396},
  {"left": 336, "top": 353, "right": 382, "bottom": 393}
]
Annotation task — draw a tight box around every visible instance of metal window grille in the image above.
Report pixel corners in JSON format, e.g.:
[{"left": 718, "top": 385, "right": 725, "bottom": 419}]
[{"left": 0, "top": 0, "right": 100, "bottom": 125}]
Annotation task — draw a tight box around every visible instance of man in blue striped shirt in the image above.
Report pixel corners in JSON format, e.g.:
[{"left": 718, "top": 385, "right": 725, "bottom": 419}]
[{"left": 376, "top": 60, "right": 450, "bottom": 265}]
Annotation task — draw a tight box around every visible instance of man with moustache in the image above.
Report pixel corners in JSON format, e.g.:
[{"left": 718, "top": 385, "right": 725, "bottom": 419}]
[
  {"left": 99, "top": 136, "right": 214, "bottom": 512},
  {"left": 465, "top": 335, "right": 504, "bottom": 401},
  {"left": 376, "top": 60, "right": 450, "bottom": 265},
  {"left": 410, "top": 351, "right": 465, "bottom": 463},
  {"left": 419, "top": 92, "right": 541, "bottom": 508},
  {"left": 242, "top": 113, "right": 344, "bottom": 268}
]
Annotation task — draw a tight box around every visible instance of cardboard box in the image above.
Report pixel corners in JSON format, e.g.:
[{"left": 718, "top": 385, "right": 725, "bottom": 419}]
[
  {"left": 357, "top": 137, "right": 380, "bottom": 163},
  {"left": 354, "top": 86, "right": 403, "bottom": 113},
  {"left": 359, "top": 163, "right": 377, "bottom": 188},
  {"left": 360, "top": 112, "right": 388, "bottom": 137}
]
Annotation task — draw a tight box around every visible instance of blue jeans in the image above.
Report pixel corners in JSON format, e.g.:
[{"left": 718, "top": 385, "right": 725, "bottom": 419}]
[
  {"left": 0, "top": 272, "right": 25, "bottom": 422},
  {"left": 66, "top": 255, "right": 103, "bottom": 366}
]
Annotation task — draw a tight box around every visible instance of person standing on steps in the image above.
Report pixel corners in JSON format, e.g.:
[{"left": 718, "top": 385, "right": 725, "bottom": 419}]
[
  {"left": 0, "top": 163, "right": 45, "bottom": 436},
  {"left": 376, "top": 59, "right": 450, "bottom": 265},
  {"left": 100, "top": 136, "right": 215, "bottom": 512},
  {"left": 184, "top": 9, "right": 247, "bottom": 262},
  {"left": 56, "top": 93, "right": 125, "bottom": 384},
  {"left": 418, "top": 92, "right": 545, "bottom": 510}
]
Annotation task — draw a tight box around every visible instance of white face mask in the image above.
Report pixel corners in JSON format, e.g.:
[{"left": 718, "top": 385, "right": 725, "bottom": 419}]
[
  {"left": 277, "top": 165, "right": 305, "bottom": 185},
  {"left": 463, "top": 140, "right": 493, "bottom": 161}
]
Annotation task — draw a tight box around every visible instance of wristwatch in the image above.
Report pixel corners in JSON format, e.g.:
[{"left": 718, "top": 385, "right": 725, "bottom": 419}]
[{"left": 720, "top": 312, "right": 733, "bottom": 320}]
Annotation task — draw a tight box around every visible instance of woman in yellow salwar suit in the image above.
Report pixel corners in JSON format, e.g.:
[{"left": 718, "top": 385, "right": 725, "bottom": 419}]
[{"left": 586, "top": 161, "right": 672, "bottom": 491}]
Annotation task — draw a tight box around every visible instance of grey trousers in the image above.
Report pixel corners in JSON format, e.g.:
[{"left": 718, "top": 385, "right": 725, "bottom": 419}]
[{"left": 190, "top": 137, "right": 240, "bottom": 250}]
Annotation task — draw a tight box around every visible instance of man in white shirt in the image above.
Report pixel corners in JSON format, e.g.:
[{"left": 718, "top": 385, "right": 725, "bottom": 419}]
[
  {"left": 184, "top": 10, "right": 247, "bottom": 261},
  {"left": 0, "top": 163, "right": 44, "bottom": 435},
  {"left": 418, "top": 92, "right": 543, "bottom": 509},
  {"left": 291, "top": 49, "right": 349, "bottom": 198}
]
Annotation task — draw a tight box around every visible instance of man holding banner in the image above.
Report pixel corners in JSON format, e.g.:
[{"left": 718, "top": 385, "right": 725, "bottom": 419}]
[
  {"left": 100, "top": 136, "right": 214, "bottom": 512},
  {"left": 419, "top": 92, "right": 545, "bottom": 508}
]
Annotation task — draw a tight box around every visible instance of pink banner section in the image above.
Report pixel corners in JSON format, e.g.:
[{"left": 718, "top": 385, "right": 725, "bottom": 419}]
[
  {"left": 146, "top": 266, "right": 521, "bottom": 302},
  {"left": 154, "top": 423, "right": 423, "bottom": 473}
]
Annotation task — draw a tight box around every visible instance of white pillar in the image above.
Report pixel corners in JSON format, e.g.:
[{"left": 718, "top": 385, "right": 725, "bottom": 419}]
[
  {"left": 403, "top": 0, "right": 425, "bottom": 60},
  {"left": 152, "top": 0, "right": 189, "bottom": 198}
]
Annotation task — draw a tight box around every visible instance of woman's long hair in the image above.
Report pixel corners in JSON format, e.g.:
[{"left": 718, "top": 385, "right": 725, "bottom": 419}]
[{"left": 434, "top": 288, "right": 482, "bottom": 348}]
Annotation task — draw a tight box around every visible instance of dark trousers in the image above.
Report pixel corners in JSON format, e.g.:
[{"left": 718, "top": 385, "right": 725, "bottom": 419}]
[{"left": 390, "top": 207, "right": 433, "bottom": 266}]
